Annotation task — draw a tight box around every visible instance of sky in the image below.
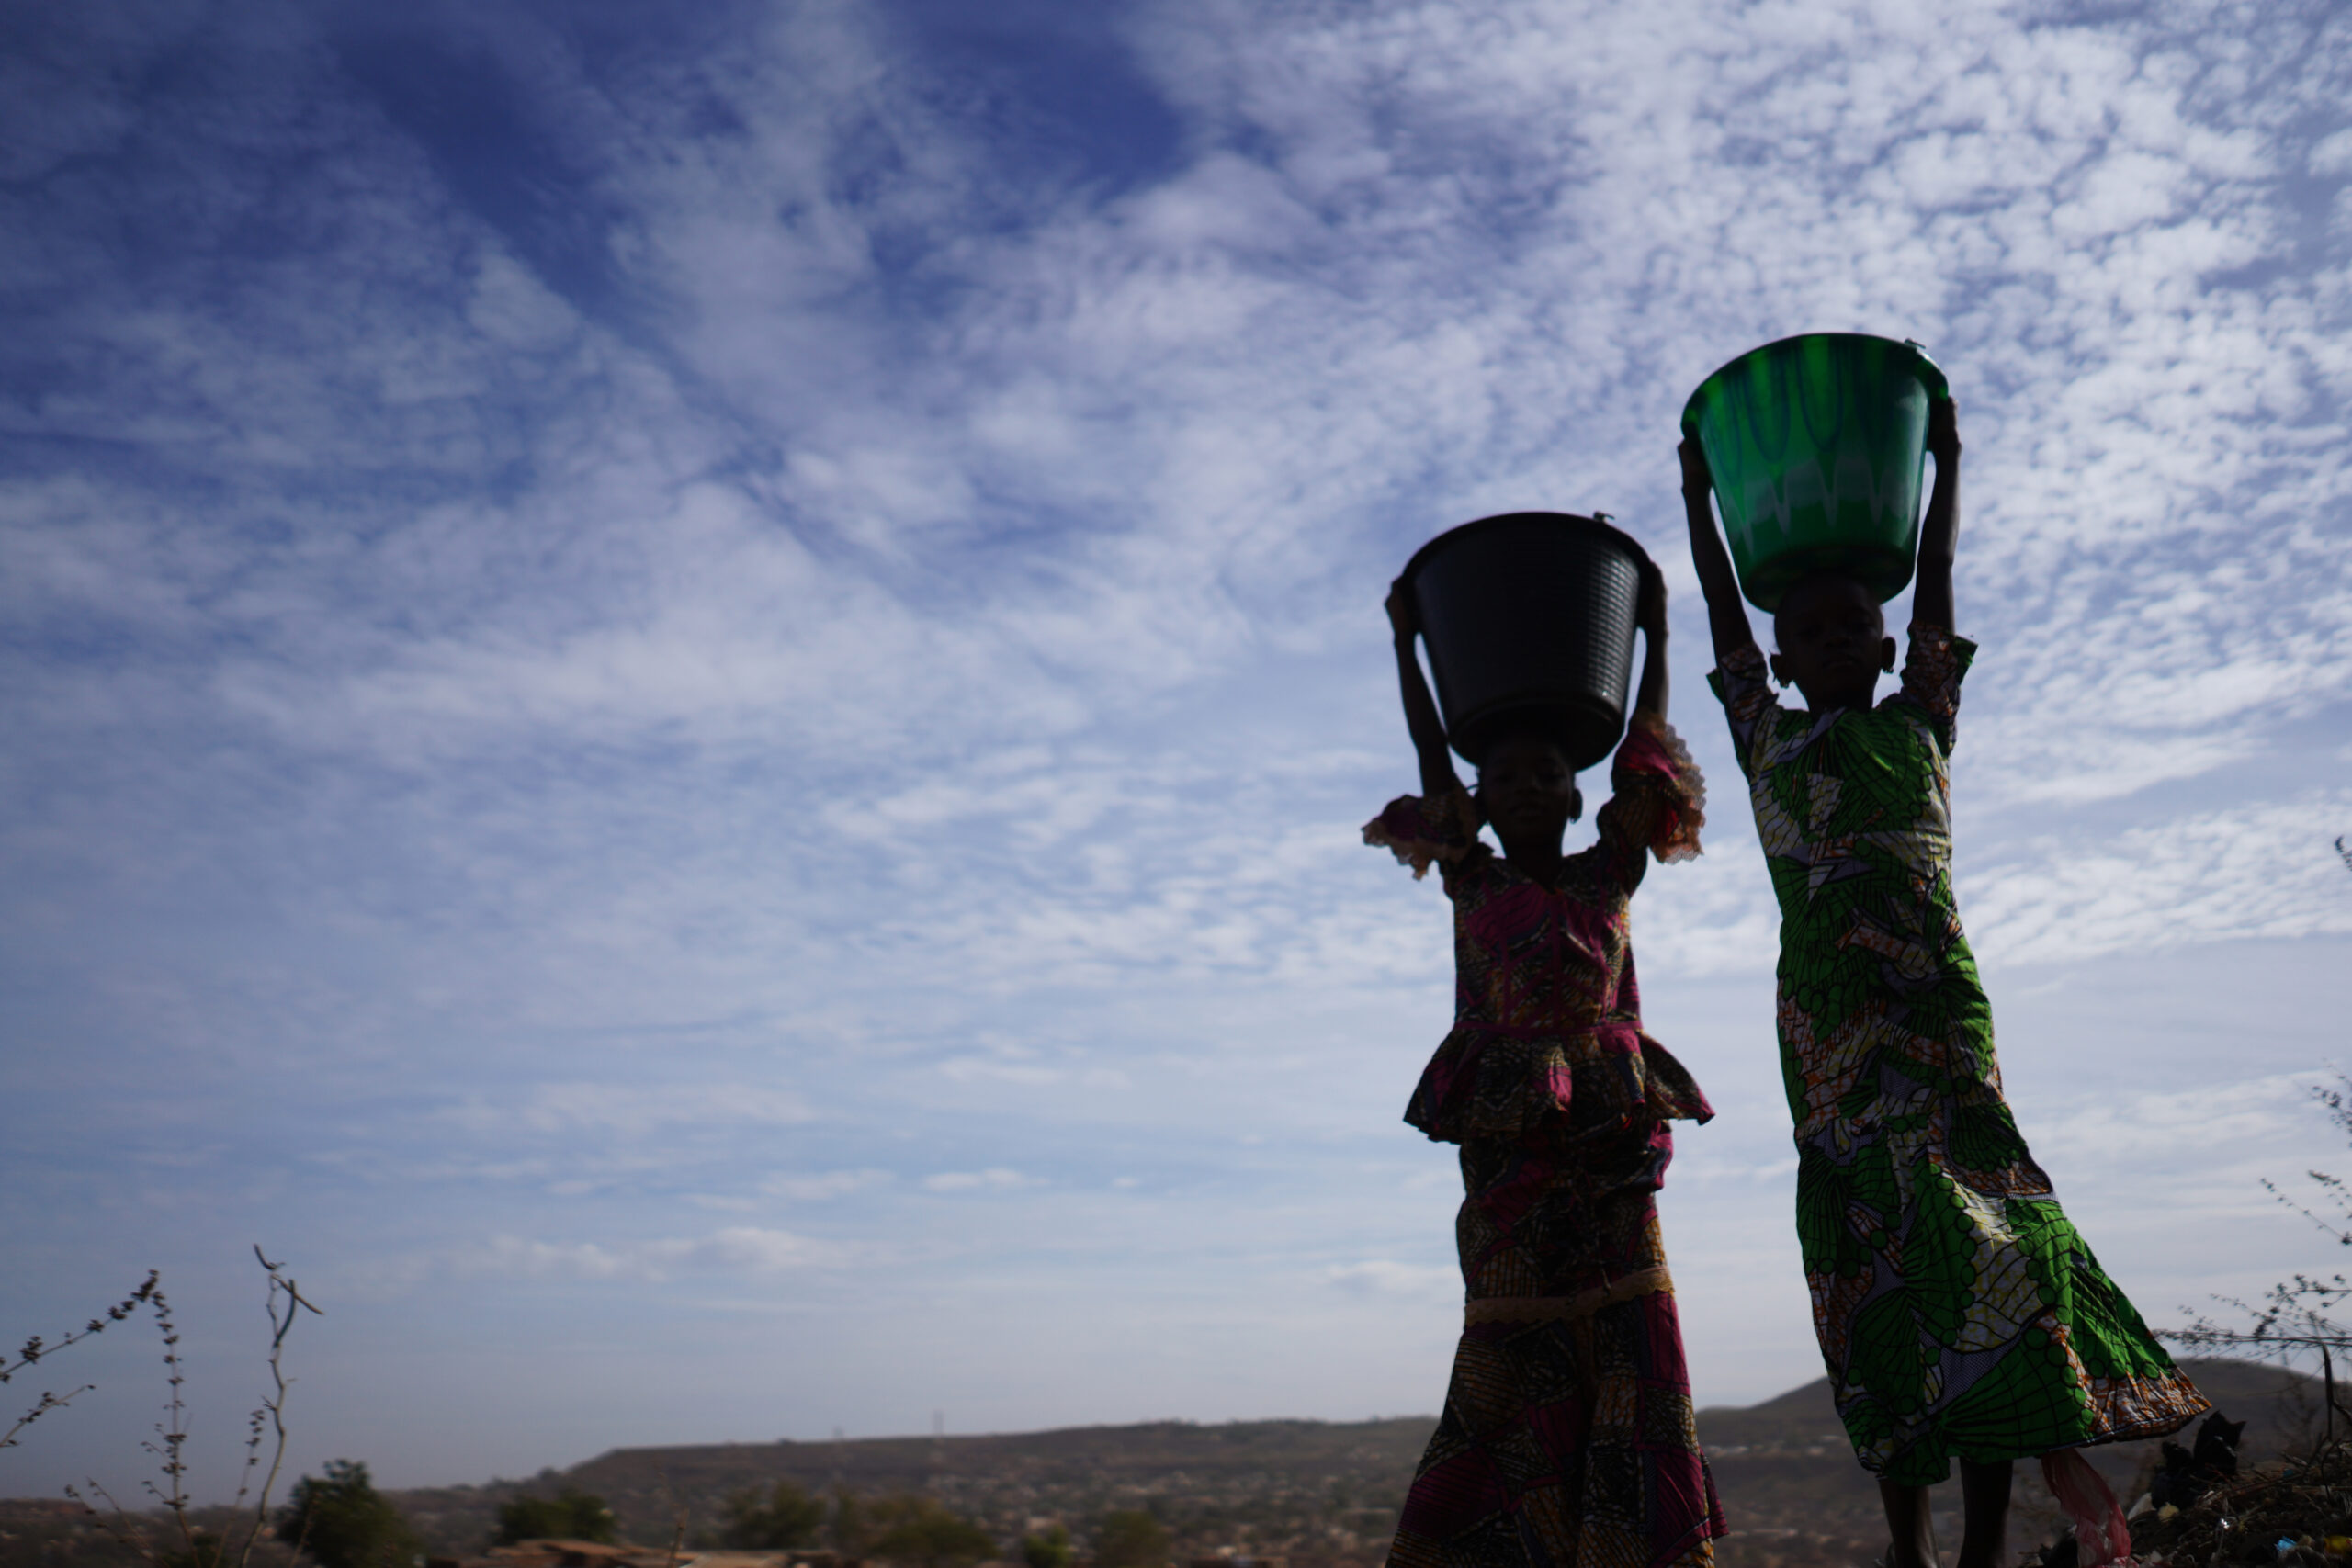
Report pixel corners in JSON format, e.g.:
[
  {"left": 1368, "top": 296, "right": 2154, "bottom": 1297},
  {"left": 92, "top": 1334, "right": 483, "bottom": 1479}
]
[{"left": 4, "top": 0, "right": 2352, "bottom": 1506}]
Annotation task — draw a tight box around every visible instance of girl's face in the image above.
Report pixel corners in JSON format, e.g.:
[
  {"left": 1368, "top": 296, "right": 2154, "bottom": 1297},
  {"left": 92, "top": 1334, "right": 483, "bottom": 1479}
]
[
  {"left": 1770, "top": 574, "right": 1896, "bottom": 711},
  {"left": 1477, "top": 734, "right": 1581, "bottom": 844}
]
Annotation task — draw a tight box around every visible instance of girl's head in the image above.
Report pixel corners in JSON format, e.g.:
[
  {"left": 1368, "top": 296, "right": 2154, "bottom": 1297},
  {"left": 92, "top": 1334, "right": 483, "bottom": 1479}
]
[
  {"left": 1770, "top": 570, "right": 1897, "bottom": 711},
  {"left": 1475, "top": 727, "right": 1582, "bottom": 846}
]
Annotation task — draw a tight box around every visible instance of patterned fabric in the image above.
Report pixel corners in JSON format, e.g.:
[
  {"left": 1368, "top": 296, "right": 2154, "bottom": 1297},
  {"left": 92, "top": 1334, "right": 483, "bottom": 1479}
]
[
  {"left": 1371, "top": 717, "right": 1722, "bottom": 1568},
  {"left": 1708, "top": 626, "right": 2208, "bottom": 1486},
  {"left": 1363, "top": 716, "right": 1714, "bottom": 1144},
  {"left": 1388, "top": 1123, "right": 1725, "bottom": 1568}
]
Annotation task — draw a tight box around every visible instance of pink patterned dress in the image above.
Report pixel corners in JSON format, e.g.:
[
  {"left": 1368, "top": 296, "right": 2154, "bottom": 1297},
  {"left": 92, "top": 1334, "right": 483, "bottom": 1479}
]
[{"left": 1364, "top": 715, "right": 1724, "bottom": 1568}]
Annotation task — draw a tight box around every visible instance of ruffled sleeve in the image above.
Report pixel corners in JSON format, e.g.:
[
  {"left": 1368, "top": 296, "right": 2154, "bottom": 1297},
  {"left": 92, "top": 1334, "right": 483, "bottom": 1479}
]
[
  {"left": 1894, "top": 624, "right": 1977, "bottom": 749},
  {"left": 1703, "top": 640, "right": 1777, "bottom": 780},
  {"left": 1617, "top": 713, "right": 1706, "bottom": 863},
  {"left": 1589, "top": 714, "right": 1707, "bottom": 893},
  {"left": 1363, "top": 786, "right": 1480, "bottom": 881}
]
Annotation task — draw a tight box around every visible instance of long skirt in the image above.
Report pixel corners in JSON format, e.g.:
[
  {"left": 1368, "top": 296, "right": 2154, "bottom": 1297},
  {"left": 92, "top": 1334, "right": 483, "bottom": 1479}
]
[{"left": 1389, "top": 1122, "right": 1724, "bottom": 1568}]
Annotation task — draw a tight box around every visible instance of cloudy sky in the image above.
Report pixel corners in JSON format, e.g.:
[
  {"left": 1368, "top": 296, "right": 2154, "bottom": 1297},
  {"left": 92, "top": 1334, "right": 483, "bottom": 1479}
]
[{"left": 6, "top": 0, "right": 2352, "bottom": 1505}]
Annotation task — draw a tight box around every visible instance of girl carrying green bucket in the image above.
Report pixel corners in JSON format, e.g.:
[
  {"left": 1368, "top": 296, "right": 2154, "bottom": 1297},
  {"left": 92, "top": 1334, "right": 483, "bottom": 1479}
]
[{"left": 1679, "top": 372, "right": 2207, "bottom": 1568}]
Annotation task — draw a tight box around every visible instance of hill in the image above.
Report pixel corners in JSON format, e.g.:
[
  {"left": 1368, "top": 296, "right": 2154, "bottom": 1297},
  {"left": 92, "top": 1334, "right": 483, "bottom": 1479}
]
[
  {"left": 389, "top": 1416, "right": 1433, "bottom": 1564},
  {"left": 378, "top": 1357, "right": 2321, "bottom": 1568},
  {"left": 6, "top": 1359, "right": 2315, "bottom": 1568}
]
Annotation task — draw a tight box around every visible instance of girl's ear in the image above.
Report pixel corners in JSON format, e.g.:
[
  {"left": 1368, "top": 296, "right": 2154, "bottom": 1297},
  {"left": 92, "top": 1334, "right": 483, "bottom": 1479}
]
[
  {"left": 1768, "top": 650, "right": 1791, "bottom": 689},
  {"left": 1879, "top": 635, "right": 1897, "bottom": 673},
  {"left": 1566, "top": 785, "right": 1585, "bottom": 823}
]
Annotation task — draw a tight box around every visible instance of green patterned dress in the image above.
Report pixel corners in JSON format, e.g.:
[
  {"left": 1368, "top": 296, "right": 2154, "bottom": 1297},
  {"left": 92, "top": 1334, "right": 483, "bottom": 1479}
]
[{"left": 1710, "top": 626, "right": 2206, "bottom": 1485}]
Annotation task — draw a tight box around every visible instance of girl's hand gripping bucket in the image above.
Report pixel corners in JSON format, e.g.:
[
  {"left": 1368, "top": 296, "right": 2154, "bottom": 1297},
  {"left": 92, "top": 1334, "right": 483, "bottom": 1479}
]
[{"left": 1680, "top": 333, "right": 1950, "bottom": 612}]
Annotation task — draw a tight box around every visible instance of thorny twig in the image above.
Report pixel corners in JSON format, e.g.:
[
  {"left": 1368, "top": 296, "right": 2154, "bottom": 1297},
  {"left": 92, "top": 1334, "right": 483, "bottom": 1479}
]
[
  {"left": 0, "top": 1272, "right": 162, "bottom": 1450},
  {"left": 2166, "top": 1075, "right": 2352, "bottom": 1449},
  {"left": 68, "top": 1475, "right": 161, "bottom": 1564},
  {"left": 53, "top": 1250, "right": 320, "bottom": 1568},
  {"left": 139, "top": 1276, "right": 197, "bottom": 1561},
  {"left": 232, "top": 1247, "right": 321, "bottom": 1568},
  {"left": 661, "top": 1470, "right": 690, "bottom": 1568},
  {"left": 5, "top": 1385, "right": 97, "bottom": 1450}
]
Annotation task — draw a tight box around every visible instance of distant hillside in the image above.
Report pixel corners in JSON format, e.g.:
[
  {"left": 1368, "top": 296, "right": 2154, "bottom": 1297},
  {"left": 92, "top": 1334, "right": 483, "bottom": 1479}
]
[
  {"left": 379, "top": 1357, "right": 2321, "bottom": 1568},
  {"left": 390, "top": 1416, "right": 1434, "bottom": 1564},
  {"left": 10, "top": 1359, "right": 2310, "bottom": 1568}
]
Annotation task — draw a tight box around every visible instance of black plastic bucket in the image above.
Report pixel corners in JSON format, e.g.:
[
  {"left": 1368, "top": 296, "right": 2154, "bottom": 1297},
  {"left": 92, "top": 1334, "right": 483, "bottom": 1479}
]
[{"left": 1401, "top": 512, "right": 1648, "bottom": 771}]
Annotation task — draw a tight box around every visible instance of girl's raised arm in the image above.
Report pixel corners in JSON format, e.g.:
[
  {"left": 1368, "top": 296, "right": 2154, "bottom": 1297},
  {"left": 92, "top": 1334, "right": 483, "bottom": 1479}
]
[
  {"left": 1913, "top": 399, "right": 1962, "bottom": 632},
  {"left": 1679, "top": 437, "right": 1757, "bottom": 663},
  {"left": 1387, "top": 582, "right": 1464, "bottom": 800},
  {"left": 1633, "top": 559, "right": 1669, "bottom": 721}
]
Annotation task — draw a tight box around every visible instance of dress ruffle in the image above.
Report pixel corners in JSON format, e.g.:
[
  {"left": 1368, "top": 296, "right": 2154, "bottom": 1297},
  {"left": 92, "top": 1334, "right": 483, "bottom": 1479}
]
[
  {"left": 1368, "top": 724, "right": 1712, "bottom": 1148},
  {"left": 1403, "top": 1024, "right": 1714, "bottom": 1143}
]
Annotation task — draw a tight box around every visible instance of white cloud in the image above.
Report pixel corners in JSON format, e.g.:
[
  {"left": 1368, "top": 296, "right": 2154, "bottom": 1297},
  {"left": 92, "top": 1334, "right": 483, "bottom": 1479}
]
[
  {"left": 764, "top": 1169, "right": 894, "bottom": 1201},
  {"left": 2312, "top": 128, "right": 2352, "bottom": 179},
  {"left": 1962, "top": 795, "right": 2352, "bottom": 966},
  {"left": 460, "top": 1226, "right": 847, "bottom": 1282},
  {"left": 651, "top": 1227, "right": 843, "bottom": 1273},
  {"left": 470, "top": 1235, "right": 642, "bottom": 1281},
  {"left": 439, "top": 1085, "right": 818, "bottom": 1137},
  {"left": 2029, "top": 1075, "right": 2318, "bottom": 1162},
  {"left": 1325, "top": 1260, "right": 1457, "bottom": 1297},
  {"left": 922, "top": 1168, "right": 1039, "bottom": 1193}
]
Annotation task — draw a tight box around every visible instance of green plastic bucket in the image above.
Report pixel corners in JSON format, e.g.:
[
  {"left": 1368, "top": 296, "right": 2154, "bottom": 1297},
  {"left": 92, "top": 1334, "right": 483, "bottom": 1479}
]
[{"left": 1680, "top": 333, "right": 1949, "bottom": 611}]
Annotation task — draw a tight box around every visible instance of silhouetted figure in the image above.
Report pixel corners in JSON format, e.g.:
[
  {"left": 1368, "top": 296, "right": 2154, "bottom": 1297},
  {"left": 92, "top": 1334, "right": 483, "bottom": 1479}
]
[
  {"left": 1682, "top": 399, "right": 2207, "bottom": 1568},
  {"left": 1368, "top": 563, "right": 1724, "bottom": 1568}
]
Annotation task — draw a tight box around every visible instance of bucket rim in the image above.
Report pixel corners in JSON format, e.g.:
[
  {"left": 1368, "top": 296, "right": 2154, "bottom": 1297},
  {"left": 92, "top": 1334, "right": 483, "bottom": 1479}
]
[
  {"left": 1678, "top": 332, "right": 1949, "bottom": 434},
  {"left": 1399, "top": 510, "right": 1654, "bottom": 591}
]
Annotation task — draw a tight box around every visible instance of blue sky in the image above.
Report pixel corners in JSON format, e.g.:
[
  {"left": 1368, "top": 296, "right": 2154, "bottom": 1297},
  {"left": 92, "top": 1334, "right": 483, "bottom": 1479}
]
[{"left": 5, "top": 0, "right": 2352, "bottom": 1503}]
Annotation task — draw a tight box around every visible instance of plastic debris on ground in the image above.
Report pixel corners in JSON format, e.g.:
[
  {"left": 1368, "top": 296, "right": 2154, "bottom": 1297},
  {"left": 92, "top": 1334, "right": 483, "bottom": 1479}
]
[{"left": 2081, "top": 1413, "right": 2352, "bottom": 1568}]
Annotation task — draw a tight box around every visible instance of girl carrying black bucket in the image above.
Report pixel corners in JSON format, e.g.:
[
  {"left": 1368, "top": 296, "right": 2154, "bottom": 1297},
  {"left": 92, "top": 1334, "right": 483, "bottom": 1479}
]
[
  {"left": 1366, "top": 561, "right": 1725, "bottom": 1568},
  {"left": 1681, "top": 398, "right": 2207, "bottom": 1568}
]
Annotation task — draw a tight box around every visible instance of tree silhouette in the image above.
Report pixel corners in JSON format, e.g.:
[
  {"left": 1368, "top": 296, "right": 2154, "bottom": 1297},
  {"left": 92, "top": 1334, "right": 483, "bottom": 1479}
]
[
  {"left": 495, "top": 1487, "right": 617, "bottom": 1545},
  {"left": 720, "top": 1481, "right": 826, "bottom": 1550},
  {"left": 275, "top": 1461, "right": 421, "bottom": 1568},
  {"left": 863, "top": 1495, "right": 996, "bottom": 1568},
  {"left": 1094, "top": 1510, "right": 1169, "bottom": 1568},
  {"left": 1021, "top": 1523, "right": 1073, "bottom": 1568}
]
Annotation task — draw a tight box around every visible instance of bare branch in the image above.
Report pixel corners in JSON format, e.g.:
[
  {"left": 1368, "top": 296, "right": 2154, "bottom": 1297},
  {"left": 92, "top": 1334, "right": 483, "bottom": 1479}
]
[
  {"left": 27, "top": 1250, "right": 315, "bottom": 1568},
  {"left": 1, "top": 1384, "right": 96, "bottom": 1450},
  {"left": 2176, "top": 1074, "right": 2352, "bottom": 1449},
  {"left": 1, "top": 1273, "right": 162, "bottom": 1387},
  {"left": 231, "top": 1248, "right": 316, "bottom": 1568},
  {"left": 661, "top": 1469, "right": 690, "bottom": 1568},
  {"left": 132, "top": 1280, "right": 200, "bottom": 1563},
  {"left": 69, "top": 1477, "right": 163, "bottom": 1565}
]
